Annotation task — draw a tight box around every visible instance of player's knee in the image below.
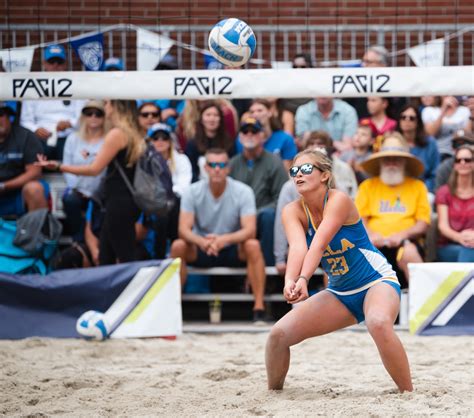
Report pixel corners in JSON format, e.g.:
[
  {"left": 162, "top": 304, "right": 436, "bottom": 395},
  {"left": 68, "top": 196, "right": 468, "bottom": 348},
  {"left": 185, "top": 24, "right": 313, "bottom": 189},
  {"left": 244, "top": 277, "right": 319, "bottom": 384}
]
[
  {"left": 365, "top": 314, "right": 393, "bottom": 336},
  {"left": 267, "top": 325, "right": 289, "bottom": 349}
]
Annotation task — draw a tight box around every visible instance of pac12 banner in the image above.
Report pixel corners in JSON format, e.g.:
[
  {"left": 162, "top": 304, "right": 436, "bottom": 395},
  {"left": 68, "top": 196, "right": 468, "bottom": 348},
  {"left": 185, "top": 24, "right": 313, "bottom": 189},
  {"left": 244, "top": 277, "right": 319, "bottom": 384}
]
[
  {"left": 1, "top": 66, "right": 473, "bottom": 100},
  {"left": 409, "top": 263, "right": 474, "bottom": 336}
]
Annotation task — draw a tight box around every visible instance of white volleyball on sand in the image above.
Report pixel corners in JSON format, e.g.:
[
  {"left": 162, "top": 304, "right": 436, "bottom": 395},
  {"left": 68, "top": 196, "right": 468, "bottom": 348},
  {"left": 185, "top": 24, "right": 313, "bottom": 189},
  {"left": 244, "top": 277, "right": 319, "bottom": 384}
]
[
  {"left": 76, "top": 310, "right": 109, "bottom": 341},
  {"left": 208, "top": 18, "right": 256, "bottom": 67}
]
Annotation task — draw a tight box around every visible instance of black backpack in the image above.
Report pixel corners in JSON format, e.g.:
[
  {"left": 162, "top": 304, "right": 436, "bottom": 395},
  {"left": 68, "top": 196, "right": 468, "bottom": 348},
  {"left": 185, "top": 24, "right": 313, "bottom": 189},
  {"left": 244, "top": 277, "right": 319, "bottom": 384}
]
[{"left": 114, "top": 142, "right": 175, "bottom": 216}]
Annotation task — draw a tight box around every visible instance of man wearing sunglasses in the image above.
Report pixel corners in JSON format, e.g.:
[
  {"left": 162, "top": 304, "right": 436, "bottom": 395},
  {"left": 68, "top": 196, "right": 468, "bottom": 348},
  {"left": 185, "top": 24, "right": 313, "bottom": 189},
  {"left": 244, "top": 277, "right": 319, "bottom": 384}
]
[
  {"left": 229, "top": 118, "right": 288, "bottom": 266},
  {"left": 170, "top": 148, "right": 267, "bottom": 323},
  {"left": 0, "top": 102, "right": 49, "bottom": 217},
  {"left": 20, "top": 44, "right": 85, "bottom": 161}
]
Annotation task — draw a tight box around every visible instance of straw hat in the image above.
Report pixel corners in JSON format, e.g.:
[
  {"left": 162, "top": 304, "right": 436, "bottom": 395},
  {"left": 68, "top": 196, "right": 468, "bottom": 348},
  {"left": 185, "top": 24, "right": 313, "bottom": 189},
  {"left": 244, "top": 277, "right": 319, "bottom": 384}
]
[{"left": 360, "top": 132, "right": 424, "bottom": 178}]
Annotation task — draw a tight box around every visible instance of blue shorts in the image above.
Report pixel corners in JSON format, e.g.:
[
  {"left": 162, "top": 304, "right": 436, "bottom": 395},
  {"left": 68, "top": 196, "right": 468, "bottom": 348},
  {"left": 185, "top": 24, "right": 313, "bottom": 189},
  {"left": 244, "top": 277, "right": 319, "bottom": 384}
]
[
  {"left": 0, "top": 180, "right": 50, "bottom": 217},
  {"left": 328, "top": 280, "right": 401, "bottom": 323}
]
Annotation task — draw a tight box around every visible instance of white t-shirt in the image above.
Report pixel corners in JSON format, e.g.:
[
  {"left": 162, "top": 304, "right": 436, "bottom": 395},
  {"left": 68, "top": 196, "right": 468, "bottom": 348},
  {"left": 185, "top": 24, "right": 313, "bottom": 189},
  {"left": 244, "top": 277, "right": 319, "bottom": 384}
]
[
  {"left": 170, "top": 151, "right": 192, "bottom": 197},
  {"left": 421, "top": 105, "right": 470, "bottom": 156}
]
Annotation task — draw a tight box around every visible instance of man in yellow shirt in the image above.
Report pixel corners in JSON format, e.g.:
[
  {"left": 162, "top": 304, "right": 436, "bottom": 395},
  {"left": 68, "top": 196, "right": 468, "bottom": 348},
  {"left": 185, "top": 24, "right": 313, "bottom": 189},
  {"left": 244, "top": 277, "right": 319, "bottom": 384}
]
[{"left": 356, "top": 132, "right": 430, "bottom": 286}]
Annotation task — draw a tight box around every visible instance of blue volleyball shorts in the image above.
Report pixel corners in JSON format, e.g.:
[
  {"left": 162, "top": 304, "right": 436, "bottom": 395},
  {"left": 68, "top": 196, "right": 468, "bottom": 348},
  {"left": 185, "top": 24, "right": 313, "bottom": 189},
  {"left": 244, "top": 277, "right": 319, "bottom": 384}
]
[{"left": 327, "top": 280, "right": 401, "bottom": 323}]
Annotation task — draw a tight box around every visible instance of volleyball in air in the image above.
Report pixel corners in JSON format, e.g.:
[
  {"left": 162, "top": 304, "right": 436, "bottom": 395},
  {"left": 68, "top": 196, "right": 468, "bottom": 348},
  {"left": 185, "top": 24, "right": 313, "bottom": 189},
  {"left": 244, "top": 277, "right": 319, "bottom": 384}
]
[
  {"left": 208, "top": 18, "right": 256, "bottom": 67},
  {"left": 76, "top": 310, "right": 109, "bottom": 341}
]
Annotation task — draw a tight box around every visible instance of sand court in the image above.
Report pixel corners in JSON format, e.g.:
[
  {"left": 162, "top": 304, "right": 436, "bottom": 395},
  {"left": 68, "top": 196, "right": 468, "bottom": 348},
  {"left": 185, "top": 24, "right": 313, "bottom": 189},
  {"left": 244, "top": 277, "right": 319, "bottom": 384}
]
[{"left": 0, "top": 329, "right": 472, "bottom": 416}]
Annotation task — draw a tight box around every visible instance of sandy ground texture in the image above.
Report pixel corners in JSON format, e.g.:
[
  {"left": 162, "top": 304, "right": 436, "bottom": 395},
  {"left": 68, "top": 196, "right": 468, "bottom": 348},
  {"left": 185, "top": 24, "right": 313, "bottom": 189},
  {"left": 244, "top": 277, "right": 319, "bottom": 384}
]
[{"left": 0, "top": 330, "right": 472, "bottom": 417}]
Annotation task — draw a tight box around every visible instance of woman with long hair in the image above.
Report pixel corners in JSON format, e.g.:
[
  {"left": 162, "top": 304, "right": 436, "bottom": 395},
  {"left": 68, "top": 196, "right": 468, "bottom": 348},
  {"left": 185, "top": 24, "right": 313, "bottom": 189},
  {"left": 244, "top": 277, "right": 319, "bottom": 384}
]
[
  {"left": 266, "top": 149, "right": 413, "bottom": 393},
  {"left": 137, "top": 101, "right": 161, "bottom": 133},
  {"left": 177, "top": 99, "right": 238, "bottom": 151},
  {"left": 185, "top": 101, "right": 235, "bottom": 182},
  {"left": 61, "top": 100, "right": 106, "bottom": 240},
  {"left": 435, "top": 145, "right": 474, "bottom": 262},
  {"left": 265, "top": 97, "right": 295, "bottom": 136},
  {"left": 37, "top": 100, "right": 144, "bottom": 265},
  {"left": 147, "top": 123, "right": 192, "bottom": 258},
  {"left": 397, "top": 103, "right": 440, "bottom": 193},
  {"left": 242, "top": 99, "right": 297, "bottom": 170}
]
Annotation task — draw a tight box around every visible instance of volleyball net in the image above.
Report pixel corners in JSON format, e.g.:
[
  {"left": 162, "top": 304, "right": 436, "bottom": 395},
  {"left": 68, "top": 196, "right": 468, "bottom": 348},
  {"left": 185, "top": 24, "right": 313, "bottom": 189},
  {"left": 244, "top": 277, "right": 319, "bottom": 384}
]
[{"left": 0, "top": 65, "right": 473, "bottom": 101}]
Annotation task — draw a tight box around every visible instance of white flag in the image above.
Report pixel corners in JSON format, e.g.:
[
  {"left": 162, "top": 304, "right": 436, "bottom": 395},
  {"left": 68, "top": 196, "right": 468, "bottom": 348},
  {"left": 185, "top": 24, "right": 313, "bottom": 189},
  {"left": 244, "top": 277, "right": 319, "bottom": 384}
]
[
  {"left": 0, "top": 47, "right": 35, "bottom": 72},
  {"left": 408, "top": 39, "right": 445, "bottom": 67},
  {"left": 271, "top": 61, "right": 293, "bottom": 69},
  {"left": 136, "top": 28, "right": 174, "bottom": 71}
]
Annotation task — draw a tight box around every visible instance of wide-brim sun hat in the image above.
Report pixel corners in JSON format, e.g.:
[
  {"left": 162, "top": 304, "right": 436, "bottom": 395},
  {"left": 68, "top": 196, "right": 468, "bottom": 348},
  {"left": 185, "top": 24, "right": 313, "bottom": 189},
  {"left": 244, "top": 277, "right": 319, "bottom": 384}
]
[{"left": 360, "top": 132, "right": 424, "bottom": 178}]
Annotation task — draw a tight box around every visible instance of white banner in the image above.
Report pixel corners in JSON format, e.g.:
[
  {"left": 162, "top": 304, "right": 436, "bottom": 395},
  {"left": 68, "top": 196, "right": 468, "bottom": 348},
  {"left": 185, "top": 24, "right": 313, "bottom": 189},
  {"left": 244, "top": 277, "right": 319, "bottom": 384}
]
[
  {"left": 136, "top": 28, "right": 174, "bottom": 71},
  {"left": 1, "top": 66, "right": 473, "bottom": 100},
  {"left": 408, "top": 39, "right": 445, "bottom": 67},
  {"left": 0, "top": 48, "right": 35, "bottom": 72}
]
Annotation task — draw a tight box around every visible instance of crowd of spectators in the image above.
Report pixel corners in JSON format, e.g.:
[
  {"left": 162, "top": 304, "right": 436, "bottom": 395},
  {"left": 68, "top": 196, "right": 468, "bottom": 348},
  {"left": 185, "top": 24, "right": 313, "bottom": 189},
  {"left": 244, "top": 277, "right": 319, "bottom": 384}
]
[{"left": 1, "top": 43, "right": 473, "bottom": 320}]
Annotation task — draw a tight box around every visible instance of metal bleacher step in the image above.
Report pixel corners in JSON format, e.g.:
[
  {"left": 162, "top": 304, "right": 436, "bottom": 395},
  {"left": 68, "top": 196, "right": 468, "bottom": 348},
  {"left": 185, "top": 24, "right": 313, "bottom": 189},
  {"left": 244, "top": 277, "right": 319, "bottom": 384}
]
[{"left": 181, "top": 293, "right": 286, "bottom": 302}]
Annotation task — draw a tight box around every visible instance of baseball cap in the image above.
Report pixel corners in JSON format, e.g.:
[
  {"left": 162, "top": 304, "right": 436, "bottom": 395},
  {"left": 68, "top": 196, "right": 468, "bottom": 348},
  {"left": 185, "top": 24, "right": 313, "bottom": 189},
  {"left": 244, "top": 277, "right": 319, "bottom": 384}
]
[
  {"left": 147, "top": 123, "right": 172, "bottom": 138},
  {"left": 82, "top": 100, "right": 105, "bottom": 112},
  {"left": 104, "top": 57, "right": 124, "bottom": 71},
  {"left": 44, "top": 44, "right": 66, "bottom": 62},
  {"left": 240, "top": 117, "right": 263, "bottom": 132},
  {"left": 0, "top": 101, "right": 16, "bottom": 115}
]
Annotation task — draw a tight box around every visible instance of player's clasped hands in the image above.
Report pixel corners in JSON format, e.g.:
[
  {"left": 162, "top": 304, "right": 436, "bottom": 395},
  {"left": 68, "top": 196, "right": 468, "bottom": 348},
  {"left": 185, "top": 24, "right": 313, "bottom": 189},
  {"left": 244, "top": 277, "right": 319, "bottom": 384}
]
[{"left": 283, "top": 277, "right": 309, "bottom": 304}]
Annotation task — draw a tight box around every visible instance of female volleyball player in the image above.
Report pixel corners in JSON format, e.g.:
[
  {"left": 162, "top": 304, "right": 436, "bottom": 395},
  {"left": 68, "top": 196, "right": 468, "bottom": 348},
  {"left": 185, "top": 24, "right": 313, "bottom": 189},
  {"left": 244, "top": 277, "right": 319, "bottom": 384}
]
[{"left": 265, "top": 149, "right": 413, "bottom": 393}]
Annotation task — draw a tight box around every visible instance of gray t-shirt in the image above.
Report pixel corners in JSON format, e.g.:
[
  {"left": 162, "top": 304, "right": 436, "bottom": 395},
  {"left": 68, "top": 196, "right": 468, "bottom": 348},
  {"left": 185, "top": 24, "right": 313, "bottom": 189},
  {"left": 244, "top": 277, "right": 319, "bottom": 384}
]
[{"left": 181, "top": 177, "right": 256, "bottom": 236}]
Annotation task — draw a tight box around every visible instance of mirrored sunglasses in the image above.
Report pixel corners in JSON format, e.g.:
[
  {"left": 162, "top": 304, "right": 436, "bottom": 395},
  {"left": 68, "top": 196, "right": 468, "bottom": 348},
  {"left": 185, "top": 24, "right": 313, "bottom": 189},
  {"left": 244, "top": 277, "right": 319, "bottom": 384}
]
[
  {"left": 289, "top": 163, "right": 320, "bottom": 177},
  {"left": 82, "top": 109, "right": 104, "bottom": 118},
  {"left": 207, "top": 161, "right": 228, "bottom": 169}
]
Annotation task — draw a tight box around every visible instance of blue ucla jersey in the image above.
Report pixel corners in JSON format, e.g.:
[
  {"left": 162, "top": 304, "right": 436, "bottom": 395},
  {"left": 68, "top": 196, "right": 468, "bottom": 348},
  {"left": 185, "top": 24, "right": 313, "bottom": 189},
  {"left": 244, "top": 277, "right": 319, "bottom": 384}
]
[{"left": 302, "top": 200, "right": 398, "bottom": 293}]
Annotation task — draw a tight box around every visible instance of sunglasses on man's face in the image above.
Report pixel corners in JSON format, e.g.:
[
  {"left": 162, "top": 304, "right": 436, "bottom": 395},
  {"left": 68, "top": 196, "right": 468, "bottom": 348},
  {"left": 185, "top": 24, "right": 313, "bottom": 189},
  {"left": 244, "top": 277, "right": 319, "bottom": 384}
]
[
  {"left": 47, "top": 58, "right": 65, "bottom": 65},
  {"left": 455, "top": 157, "right": 473, "bottom": 164},
  {"left": 207, "top": 161, "right": 228, "bottom": 169},
  {"left": 140, "top": 112, "right": 160, "bottom": 118},
  {"left": 399, "top": 115, "right": 417, "bottom": 122},
  {"left": 241, "top": 127, "right": 260, "bottom": 135},
  {"left": 289, "top": 163, "right": 320, "bottom": 177},
  {"left": 82, "top": 109, "right": 104, "bottom": 118}
]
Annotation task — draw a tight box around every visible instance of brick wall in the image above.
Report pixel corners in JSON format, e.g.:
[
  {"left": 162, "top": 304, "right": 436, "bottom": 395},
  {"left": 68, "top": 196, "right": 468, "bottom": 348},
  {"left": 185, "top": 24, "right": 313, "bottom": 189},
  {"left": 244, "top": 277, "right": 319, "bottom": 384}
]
[{"left": 2, "top": 0, "right": 473, "bottom": 68}]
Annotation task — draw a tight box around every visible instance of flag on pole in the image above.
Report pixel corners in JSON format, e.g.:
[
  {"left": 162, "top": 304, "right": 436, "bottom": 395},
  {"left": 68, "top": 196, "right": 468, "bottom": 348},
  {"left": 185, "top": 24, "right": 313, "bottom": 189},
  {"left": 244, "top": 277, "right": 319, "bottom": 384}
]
[
  {"left": 136, "top": 28, "right": 174, "bottom": 71},
  {"left": 408, "top": 38, "right": 445, "bottom": 67},
  {"left": 0, "top": 47, "right": 35, "bottom": 72}
]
